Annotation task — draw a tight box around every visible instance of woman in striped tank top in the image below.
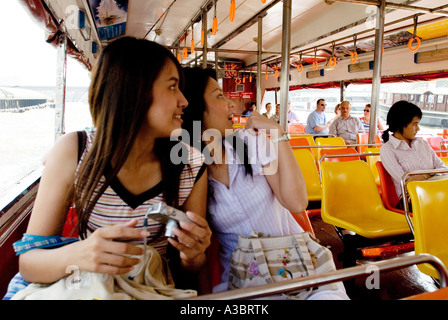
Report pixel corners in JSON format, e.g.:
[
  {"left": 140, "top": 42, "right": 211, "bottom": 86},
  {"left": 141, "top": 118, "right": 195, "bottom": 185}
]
[{"left": 17, "top": 37, "right": 211, "bottom": 287}]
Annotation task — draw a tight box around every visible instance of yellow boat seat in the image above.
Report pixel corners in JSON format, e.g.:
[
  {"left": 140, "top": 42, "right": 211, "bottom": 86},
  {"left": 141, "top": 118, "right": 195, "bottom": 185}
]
[
  {"left": 292, "top": 148, "right": 321, "bottom": 202},
  {"left": 407, "top": 178, "right": 448, "bottom": 279},
  {"left": 321, "top": 160, "right": 411, "bottom": 239},
  {"left": 365, "top": 147, "right": 381, "bottom": 188},
  {"left": 315, "top": 136, "right": 346, "bottom": 162}
]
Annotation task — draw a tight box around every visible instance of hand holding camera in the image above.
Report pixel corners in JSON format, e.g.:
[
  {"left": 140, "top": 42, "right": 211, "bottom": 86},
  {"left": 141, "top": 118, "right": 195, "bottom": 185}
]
[{"left": 145, "top": 202, "right": 211, "bottom": 271}]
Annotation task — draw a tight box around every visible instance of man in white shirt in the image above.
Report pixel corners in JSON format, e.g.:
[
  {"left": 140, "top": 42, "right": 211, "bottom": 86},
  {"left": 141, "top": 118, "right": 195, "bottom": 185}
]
[{"left": 329, "top": 100, "right": 365, "bottom": 144}]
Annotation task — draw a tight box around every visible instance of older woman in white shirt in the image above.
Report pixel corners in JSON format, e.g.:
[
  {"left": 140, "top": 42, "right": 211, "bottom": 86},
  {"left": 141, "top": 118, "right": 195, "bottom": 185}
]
[
  {"left": 181, "top": 67, "right": 349, "bottom": 300},
  {"left": 380, "top": 100, "right": 447, "bottom": 200}
]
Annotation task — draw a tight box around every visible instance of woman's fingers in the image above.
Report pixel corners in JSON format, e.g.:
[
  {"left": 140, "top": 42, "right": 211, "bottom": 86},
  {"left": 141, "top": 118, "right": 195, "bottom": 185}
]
[
  {"left": 167, "top": 211, "right": 211, "bottom": 263},
  {"left": 94, "top": 219, "right": 149, "bottom": 241},
  {"left": 76, "top": 219, "right": 148, "bottom": 274}
]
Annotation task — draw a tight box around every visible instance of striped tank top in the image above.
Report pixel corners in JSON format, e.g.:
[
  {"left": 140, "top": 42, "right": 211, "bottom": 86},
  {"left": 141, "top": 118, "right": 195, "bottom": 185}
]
[{"left": 78, "top": 130, "right": 206, "bottom": 256}]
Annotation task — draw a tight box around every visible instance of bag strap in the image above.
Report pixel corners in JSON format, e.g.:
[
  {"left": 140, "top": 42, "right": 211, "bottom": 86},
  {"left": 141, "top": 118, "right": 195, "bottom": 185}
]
[
  {"left": 77, "top": 130, "right": 87, "bottom": 163},
  {"left": 294, "top": 233, "right": 316, "bottom": 276},
  {"left": 250, "top": 238, "right": 274, "bottom": 284}
]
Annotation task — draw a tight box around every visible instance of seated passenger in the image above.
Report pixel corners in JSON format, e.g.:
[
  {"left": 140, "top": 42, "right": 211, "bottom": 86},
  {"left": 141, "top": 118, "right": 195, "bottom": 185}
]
[
  {"left": 333, "top": 103, "right": 341, "bottom": 120},
  {"left": 380, "top": 100, "right": 447, "bottom": 201},
  {"left": 181, "top": 67, "right": 349, "bottom": 300},
  {"left": 329, "top": 100, "right": 365, "bottom": 144},
  {"left": 5, "top": 37, "right": 211, "bottom": 299},
  {"left": 306, "top": 98, "right": 333, "bottom": 135},
  {"left": 287, "top": 102, "right": 300, "bottom": 123},
  {"left": 359, "top": 104, "right": 384, "bottom": 131},
  {"left": 270, "top": 103, "right": 281, "bottom": 123},
  {"left": 262, "top": 102, "right": 272, "bottom": 118},
  {"left": 242, "top": 102, "right": 256, "bottom": 117}
]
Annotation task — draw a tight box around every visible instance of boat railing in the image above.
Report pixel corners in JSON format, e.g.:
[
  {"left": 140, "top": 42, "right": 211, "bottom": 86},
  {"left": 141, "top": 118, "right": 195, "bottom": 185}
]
[{"left": 191, "top": 254, "right": 448, "bottom": 300}]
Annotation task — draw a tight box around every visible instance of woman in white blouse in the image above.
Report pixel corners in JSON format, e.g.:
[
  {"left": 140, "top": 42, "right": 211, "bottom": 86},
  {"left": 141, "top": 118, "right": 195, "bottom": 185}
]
[
  {"left": 181, "top": 67, "right": 348, "bottom": 299},
  {"left": 380, "top": 100, "right": 447, "bottom": 201}
]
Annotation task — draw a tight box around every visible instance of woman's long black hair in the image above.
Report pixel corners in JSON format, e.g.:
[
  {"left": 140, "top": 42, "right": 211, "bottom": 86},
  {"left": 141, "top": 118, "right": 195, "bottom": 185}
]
[
  {"left": 181, "top": 67, "right": 252, "bottom": 177},
  {"left": 382, "top": 100, "right": 422, "bottom": 142},
  {"left": 74, "top": 37, "right": 185, "bottom": 239}
]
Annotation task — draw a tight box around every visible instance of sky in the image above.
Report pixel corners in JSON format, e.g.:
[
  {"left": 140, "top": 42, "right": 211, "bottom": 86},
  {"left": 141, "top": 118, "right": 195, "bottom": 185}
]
[{"left": 0, "top": 1, "right": 91, "bottom": 87}]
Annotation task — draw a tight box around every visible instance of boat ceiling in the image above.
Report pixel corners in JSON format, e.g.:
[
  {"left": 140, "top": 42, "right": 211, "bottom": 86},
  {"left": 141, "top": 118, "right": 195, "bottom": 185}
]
[{"left": 34, "top": 0, "right": 448, "bottom": 72}]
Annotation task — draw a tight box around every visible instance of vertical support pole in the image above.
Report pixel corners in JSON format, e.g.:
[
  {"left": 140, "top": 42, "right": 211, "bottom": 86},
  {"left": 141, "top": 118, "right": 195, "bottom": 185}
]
[
  {"left": 369, "top": 0, "right": 385, "bottom": 144},
  {"left": 256, "top": 16, "right": 262, "bottom": 112},
  {"left": 202, "top": 11, "right": 208, "bottom": 69},
  {"left": 279, "top": 0, "right": 291, "bottom": 132},
  {"left": 340, "top": 80, "right": 346, "bottom": 102},
  {"left": 55, "top": 33, "right": 67, "bottom": 141},
  {"left": 215, "top": 51, "right": 219, "bottom": 79}
]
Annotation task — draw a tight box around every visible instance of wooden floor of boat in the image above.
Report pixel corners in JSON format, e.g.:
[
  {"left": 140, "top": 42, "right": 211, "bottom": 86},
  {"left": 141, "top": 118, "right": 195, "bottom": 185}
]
[{"left": 310, "top": 215, "right": 439, "bottom": 300}]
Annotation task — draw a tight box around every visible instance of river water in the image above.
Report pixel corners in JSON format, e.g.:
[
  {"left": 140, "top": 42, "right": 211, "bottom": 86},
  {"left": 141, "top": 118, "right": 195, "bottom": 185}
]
[{"left": 0, "top": 102, "right": 92, "bottom": 196}]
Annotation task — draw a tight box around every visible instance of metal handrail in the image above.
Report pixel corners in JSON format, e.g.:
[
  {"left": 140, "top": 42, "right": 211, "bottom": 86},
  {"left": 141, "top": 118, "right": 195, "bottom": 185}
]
[
  {"left": 291, "top": 143, "right": 382, "bottom": 149},
  {"left": 290, "top": 134, "right": 336, "bottom": 137},
  {"left": 191, "top": 254, "right": 448, "bottom": 300},
  {"left": 400, "top": 168, "right": 448, "bottom": 234},
  {"left": 318, "top": 152, "right": 380, "bottom": 168}
]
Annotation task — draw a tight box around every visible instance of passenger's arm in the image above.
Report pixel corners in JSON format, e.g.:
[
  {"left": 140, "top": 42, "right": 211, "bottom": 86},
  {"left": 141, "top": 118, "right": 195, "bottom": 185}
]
[
  {"left": 170, "top": 170, "right": 211, "bottom": 272},
  {"left": 245, "top": 112, "right": 308, "bottom": 213},
  {"left": 19, "top": 132, "right": 145, "bottom": 283},
  {"left": 313, "top": 121, "right": 332, "bottom": 133}
]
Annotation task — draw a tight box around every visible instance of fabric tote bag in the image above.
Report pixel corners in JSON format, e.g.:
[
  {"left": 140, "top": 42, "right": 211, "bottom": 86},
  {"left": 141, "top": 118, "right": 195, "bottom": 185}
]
[
  {"left": 228, "top": 231, "right": 340, "bottom": 299},
  {"left": 11, "top": 245, "right": 197, "bottom": 300}
]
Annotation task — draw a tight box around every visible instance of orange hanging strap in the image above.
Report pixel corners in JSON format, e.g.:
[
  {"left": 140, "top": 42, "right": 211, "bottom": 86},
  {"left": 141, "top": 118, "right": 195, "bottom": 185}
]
[
  {"left": 350, "top": 34, "right": 358, "bottom": 63},
  {"left": 212, "top": 0, "right": 218, "bottom": 35},
  {"left": 212, "top": 16, "right": 218, "bottom": 35},
  {"left": 312, "top": 47, "right": 318, "bottom": 70},
  {"left": 408, "top": 36, "right": 421, "bottom": 51},
  {"left": 229, "top": 0, "right": 235, "bottom": 22},
  {"left": 329, "top": 42, "right": 337, "bottom": 67},
  {"left": 408, "top": 15, "right": 421, "bottom": 52},
  {"left": 190, "top": 25, "right": 195, "bottom": 53}
]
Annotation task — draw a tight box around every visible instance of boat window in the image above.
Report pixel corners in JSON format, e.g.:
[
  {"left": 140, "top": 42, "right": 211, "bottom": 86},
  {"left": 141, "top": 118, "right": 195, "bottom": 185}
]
[
  {"left": 437, "top": 95, "right": 445, "bottom": 104},
  {"left": 0, "top": 2, "right": 92, "bottom": 197}
]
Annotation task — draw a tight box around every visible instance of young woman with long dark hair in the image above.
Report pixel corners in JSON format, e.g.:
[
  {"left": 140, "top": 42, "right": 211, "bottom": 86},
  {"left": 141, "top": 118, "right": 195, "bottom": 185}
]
[{"left": 15, "top": 37, "right": 211, "bottom": 287}]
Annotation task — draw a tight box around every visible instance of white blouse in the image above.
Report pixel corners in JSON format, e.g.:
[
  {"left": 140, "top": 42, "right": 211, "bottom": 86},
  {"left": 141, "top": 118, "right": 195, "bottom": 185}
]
[
  {"left": 207, "top": 129, "right": 304, "bottom": 289},
  {"left": 380, "top": 135, "right": 447, "bottom": 197}
]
